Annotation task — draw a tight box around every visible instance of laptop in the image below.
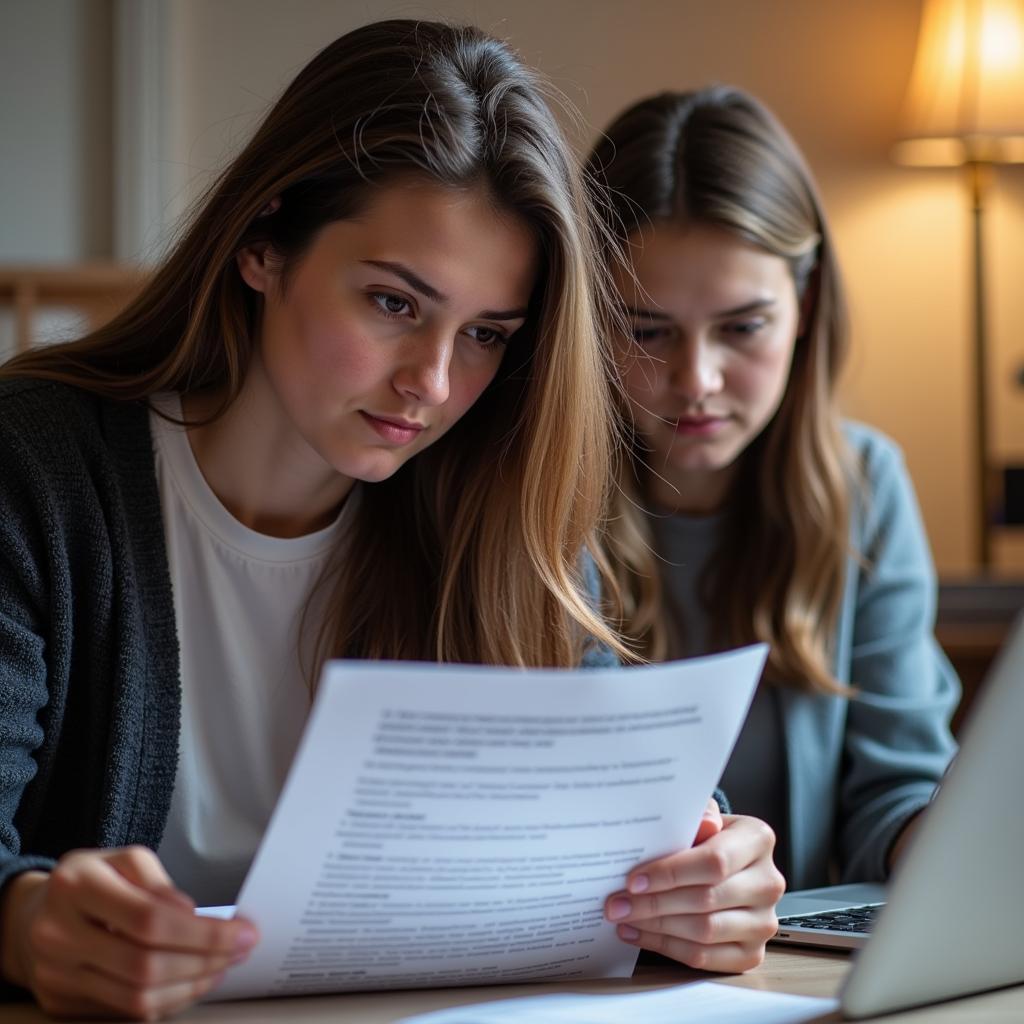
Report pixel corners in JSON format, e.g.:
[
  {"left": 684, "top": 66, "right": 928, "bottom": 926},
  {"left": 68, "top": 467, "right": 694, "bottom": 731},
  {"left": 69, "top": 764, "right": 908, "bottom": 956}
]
[{"left": 772, "top": 612, "right": 1024, "bottom": 1018}]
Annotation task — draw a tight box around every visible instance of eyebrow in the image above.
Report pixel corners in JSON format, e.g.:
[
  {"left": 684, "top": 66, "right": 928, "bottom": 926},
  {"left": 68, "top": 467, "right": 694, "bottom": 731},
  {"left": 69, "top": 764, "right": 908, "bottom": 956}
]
[
  {"left": 624, "top": 298, "right": 776, "bottom": 320},
  {"left": 362, "top": 259, "right": 529, "bottom": 321}
]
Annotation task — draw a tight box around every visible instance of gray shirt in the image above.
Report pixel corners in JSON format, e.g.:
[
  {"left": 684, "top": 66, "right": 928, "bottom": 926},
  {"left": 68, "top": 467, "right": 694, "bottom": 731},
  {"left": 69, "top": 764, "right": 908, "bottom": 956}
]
[{"left": 650, "top": 510, "right": 790, "bottom": 878}]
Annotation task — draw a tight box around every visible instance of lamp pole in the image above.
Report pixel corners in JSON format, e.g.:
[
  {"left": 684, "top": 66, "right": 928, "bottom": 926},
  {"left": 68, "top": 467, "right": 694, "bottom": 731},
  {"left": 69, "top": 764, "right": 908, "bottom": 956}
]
[{"left": 968, "top": 160, "right": 993, "bottom": 568}]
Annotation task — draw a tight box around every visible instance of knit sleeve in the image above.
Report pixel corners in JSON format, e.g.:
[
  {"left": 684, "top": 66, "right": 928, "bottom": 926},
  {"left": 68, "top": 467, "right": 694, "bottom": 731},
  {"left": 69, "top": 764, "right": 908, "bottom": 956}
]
[
  {"left": 837, "top": 432, "right": 959, "bottom": 882},
  {"left": 0, "top": 417, "right": 60, "bottom": 893}
]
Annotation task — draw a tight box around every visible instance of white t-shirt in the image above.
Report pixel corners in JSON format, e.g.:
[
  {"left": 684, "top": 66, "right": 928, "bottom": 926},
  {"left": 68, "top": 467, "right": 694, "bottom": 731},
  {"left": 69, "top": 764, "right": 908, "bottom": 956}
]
[{"left": 149, "top": 394, "right": 353, "bottom": 905}]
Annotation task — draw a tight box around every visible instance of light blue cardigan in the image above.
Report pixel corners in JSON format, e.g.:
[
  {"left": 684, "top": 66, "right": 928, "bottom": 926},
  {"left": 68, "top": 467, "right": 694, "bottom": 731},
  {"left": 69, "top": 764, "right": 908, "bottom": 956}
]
[{"left": 778, "top": 422, "right": 959, "bottom": 888}]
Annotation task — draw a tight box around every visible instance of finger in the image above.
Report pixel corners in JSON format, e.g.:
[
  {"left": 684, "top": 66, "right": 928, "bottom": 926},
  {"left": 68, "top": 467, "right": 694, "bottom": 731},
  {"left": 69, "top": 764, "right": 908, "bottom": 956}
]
[
  {"left": 619, "top": 905, "right": 780, "bottom": 948},
  {"left": 74, "top": 919, "right": 244, "bottom": 988},
  {"left": 29, "top": 894, "right": 245, "bottom": 990},
  {"left": 609, "top": 858, "right": 785, "bottom": 922},
  {"left": 621, "top": 801, "right": 725, "bottom": 891},
  {"left": 692, "top": 798, "right": 724, "bottom": 845},
  {"left": 105, "top": 846, "right": 195, "bottom": 910},
  {"left": 49, "top": 858, "right": 258, "bottom": 956},
  {"left": 624, "top": 815, "right": 776, "bottom": 895},
  {"left": 615, "top": 925, "right": 768, "bottom": 973},
  {"left": 35, "top": 958, "right": 224, "bottom": 1021}
]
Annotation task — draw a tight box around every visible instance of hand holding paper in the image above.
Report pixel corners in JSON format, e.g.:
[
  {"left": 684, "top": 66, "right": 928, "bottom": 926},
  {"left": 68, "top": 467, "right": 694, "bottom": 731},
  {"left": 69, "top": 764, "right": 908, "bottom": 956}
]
[{"left": 605, "top": 810, "right": 785, "bottom": 971}]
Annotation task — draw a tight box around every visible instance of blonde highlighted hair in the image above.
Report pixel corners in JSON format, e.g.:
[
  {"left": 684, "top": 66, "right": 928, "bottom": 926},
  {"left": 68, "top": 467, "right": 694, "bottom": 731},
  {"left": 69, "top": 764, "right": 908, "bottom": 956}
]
[
  {"left": 588, "top": 86, "right": 856, "bottom": 693},
  {"left": 2, "top": 20, "right": 630, "bottom": 670}
]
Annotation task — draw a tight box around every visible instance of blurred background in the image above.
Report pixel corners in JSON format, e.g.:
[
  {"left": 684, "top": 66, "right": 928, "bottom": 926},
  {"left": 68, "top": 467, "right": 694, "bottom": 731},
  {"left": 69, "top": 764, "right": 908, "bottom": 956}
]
[{"left": 2, "top": 1, "right": 1023, "bottom": 610}]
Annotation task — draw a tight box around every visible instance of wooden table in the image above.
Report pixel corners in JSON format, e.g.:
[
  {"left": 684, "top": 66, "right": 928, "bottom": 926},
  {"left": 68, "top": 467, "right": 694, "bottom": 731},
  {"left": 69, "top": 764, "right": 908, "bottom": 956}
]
[{"left": 0, "top": 947, "right": 1021, "bottom": 1022}]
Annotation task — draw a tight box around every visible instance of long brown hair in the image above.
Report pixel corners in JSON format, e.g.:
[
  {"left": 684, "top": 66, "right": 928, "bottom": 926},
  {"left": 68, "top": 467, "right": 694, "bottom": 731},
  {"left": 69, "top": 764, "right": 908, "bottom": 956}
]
[
  {"left": 588, "top": 86, "right": 854, "bottom": 692},
  {"left": 2, "top": 19, "right": 629, "bottom": 669}
]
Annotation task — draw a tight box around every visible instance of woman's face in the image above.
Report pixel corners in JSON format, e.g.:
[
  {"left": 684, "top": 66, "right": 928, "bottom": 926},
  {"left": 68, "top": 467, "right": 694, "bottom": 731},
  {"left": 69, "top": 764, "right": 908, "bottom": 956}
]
[
  {"left": 238, "top": 180, "right": 537, "bottom": 493},
  {"left": 612, "top": 222, "right": 801, "bottom": 513}
]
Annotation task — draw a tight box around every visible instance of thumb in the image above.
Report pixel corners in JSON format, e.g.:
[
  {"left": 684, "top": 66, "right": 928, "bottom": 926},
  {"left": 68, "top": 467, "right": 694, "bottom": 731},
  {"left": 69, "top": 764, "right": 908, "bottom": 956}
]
[
  {"left": 693, "top": 797, "right": 724, "bottom": 845},
  {"left": 107, "top": 847, "right": 196, "bottom": 911}
]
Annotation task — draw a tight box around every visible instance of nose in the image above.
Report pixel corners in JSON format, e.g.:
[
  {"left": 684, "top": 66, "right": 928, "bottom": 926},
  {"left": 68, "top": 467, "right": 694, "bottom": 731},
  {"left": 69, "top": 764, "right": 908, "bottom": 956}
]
[
  {"left": 668, "top": 337, "right": 723, "bottom": 405},
  {"left": 393, "top": 329, "right": 453, "bottom": 407}
]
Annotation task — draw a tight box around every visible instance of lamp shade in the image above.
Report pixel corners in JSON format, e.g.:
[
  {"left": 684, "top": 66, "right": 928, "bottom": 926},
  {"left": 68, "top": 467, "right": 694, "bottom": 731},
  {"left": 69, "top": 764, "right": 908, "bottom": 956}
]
[{"left": 894, "top": 0, "right": 1024, "bottom": 164}]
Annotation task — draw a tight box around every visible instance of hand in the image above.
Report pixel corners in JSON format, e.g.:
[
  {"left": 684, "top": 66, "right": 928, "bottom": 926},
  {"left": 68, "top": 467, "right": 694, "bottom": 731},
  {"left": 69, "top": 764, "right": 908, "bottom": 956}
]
[
  {"left": 886, "top": 810, "right": 923, "bottom": 872},
  {"left": 0, "top": 846, "right": 259, "bottom": 1020},
  {"left": 604, "top": 806, "right": 785, "bottom": 973}
]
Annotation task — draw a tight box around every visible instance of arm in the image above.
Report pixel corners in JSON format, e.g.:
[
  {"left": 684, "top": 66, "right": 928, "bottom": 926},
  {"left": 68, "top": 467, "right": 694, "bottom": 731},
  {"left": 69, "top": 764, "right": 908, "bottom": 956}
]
[
  {"left": 837, "top": 434, "right": 959, "bottom": 882},
  {"left": 0, "top": 423, "right": 257, "bottom": 1019}
]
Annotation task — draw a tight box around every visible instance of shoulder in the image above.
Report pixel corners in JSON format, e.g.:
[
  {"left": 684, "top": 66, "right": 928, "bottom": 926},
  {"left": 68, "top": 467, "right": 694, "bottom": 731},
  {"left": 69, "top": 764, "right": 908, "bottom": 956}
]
[
  {"left": 0, "top": 380, "right": 154, "bottom": 533},
  {"left": 0, "top": 378, "right": 104, "bottom": 451},
  {"left": 0, "top": 378, "right": 147, "bottom": 467},
  {"left": 841, "top": 420, "right": 907, "bottom": 485},
  {"left": 840, "top": 421, "right": 934, "bottom": 589},
  {"left": 841, "top": 420, "right": 919, "bottom": 539}
]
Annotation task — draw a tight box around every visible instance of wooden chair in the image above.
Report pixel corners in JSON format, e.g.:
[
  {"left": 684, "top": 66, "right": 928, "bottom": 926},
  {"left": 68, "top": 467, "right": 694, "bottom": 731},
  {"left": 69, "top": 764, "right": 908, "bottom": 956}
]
[{"left": 0, "top": 264, "right": 147, "bottom": 356}]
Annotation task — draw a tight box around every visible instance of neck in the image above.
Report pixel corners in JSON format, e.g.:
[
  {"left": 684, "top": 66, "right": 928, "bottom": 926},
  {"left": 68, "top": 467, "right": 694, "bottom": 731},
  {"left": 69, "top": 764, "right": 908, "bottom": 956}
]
[
  {"left": 181, "top": 363, "right": 353, "bottom": 538},
  {"left": 647, "top": 464, "right": 735, "bottom": 516}
]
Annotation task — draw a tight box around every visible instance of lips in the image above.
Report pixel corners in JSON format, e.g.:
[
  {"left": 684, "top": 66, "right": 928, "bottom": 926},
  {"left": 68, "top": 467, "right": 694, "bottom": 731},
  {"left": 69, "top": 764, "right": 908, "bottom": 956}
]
[
  {"left": 671, "top": 414, "right": 729, "bottom": 437},
  {"left": 360, "top": 411, "right": 426, "bottom": 445}
]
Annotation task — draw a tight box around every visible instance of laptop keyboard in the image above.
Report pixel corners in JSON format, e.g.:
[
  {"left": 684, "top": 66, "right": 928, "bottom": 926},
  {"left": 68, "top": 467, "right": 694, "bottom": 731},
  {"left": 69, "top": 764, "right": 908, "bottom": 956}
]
[{"left": 778, "top": 902, "right": 883, "bottom": 935}]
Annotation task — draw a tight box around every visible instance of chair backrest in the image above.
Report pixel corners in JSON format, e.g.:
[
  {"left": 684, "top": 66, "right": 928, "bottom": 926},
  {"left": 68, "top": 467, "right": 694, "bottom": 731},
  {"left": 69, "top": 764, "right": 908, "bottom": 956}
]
[{"left": 0, "top": 263, "right": 146, "bottom": 361}]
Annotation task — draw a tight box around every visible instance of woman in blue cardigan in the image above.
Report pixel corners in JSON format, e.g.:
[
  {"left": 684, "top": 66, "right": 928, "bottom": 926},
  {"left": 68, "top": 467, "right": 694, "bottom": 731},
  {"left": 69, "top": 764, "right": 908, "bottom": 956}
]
[{"left": 588, "top": 86, "right": 959, "bottom": 904}]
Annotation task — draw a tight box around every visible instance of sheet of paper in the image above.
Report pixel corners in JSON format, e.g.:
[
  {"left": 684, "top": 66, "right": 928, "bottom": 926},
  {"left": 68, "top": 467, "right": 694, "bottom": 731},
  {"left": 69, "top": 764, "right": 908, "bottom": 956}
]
[
  {"left": 395, "top": 982, "right": 838, "bottom": 1023},
  {"left": 210, "top": 647, "right": 767, "bottom": 1001}
]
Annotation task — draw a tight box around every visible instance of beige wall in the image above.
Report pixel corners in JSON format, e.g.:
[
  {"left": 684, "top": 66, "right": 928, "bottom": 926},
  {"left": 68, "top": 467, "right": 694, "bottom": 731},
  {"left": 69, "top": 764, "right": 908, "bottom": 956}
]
[
  {"left": 9, "top": 0, "right": 1022, "bottom": 574},
  {"left": 162, "top": 0, "right": 1024, "bottom": 575}
]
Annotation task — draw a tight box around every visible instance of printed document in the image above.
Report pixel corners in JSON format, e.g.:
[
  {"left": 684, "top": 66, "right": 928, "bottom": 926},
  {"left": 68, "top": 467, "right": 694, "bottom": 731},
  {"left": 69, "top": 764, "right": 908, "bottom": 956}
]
[
  {"left": 210, "top": 647, "right": 767, "bottom": 1001},
  {"left": 397, "top": 981, "right": 838, "bottom": 1023}
]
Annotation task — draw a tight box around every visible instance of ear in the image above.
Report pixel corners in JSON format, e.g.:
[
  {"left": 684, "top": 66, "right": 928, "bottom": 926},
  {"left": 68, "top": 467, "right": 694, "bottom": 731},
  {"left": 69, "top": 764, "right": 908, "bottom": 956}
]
[{"left": 236, "top": 242, "right": 276, "bottom": 295}]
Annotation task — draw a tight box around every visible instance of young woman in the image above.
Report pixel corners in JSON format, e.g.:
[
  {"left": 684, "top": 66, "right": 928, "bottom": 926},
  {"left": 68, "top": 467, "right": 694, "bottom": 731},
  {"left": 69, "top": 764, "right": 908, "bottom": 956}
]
[
  {"left": 0, "top": 27, "right": 779, "bottom": 1020},
  {"left": 589, "top": 86, "right": 958, "bottom": 893}
]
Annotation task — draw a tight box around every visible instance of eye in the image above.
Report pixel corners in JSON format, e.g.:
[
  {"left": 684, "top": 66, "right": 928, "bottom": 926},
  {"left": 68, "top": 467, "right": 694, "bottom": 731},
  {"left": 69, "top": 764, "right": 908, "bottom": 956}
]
[
  {"left": 464, "top": 325, "right": 509, "bottom": 348},
  {"left": 721, "top": 317, "right": 767, "bottom": 339},
  {"left": 369, "top": 291, "right": 413, "bottom": 318},
  {"left": 631, "top": 325, "right": 673, "bottom": 346}
]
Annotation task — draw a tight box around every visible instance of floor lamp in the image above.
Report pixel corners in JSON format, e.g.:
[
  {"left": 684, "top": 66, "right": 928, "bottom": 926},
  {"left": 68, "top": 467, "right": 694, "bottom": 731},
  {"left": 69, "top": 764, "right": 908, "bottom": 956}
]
[{"left": 892, "top": 0, "right": 1024, "bottom": 569}]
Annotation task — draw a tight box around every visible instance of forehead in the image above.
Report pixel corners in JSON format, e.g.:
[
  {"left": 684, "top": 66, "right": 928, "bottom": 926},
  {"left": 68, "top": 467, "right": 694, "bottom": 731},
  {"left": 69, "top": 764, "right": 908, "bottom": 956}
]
[
  {"left": 325, "top": 180, "right": 539, "bottom": 308},
  {"left": 615, "top": 221, "right": 794, "bottom": 310}
]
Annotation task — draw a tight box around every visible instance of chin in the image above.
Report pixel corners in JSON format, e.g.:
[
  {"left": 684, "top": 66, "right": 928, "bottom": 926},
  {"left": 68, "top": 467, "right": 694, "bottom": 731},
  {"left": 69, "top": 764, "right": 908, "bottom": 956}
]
[
  {"left": 327, "top": 451, "right": 407, "bottom": 484},
  {"left": 666, "top": 447, "right": 741, "bottom": 476},
  {"left": 351, "top": 462, "right": 407, "bottom": 484}
]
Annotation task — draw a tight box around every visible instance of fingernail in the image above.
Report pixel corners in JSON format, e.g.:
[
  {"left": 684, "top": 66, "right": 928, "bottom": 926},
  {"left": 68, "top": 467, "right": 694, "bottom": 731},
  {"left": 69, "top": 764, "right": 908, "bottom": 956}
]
[
  {"left": 627, "top": 874, "right": 649, "bottom": 894},
  {"left": 234, "top": 923, "right": 259, "bottom": 953},
  {"left": 607, "top": 897, "right": 632, "bottom": 921},
  {"left": 618, "top": 925, "right": 640, "bottom": 942}
]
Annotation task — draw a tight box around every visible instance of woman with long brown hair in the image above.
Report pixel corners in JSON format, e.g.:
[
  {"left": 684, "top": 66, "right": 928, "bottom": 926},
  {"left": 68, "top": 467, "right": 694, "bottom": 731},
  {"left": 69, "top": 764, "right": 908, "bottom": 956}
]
[
  {"left": 590, "top": 86, "right": 958, "bottom": 908},
  {"left": 0, "top": 28, "right": 783, "bottom": 1020}
]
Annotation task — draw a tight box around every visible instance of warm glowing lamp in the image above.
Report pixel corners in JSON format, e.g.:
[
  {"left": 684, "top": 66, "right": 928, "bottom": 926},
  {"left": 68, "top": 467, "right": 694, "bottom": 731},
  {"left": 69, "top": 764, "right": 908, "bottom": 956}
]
[{"left": 893, "top": 0, "right": 1024, "bottom": 567}]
